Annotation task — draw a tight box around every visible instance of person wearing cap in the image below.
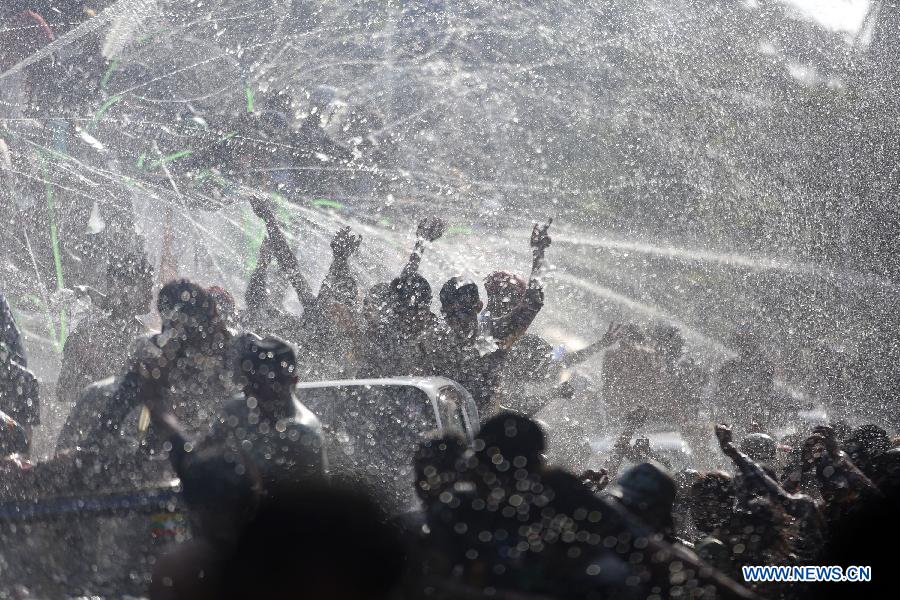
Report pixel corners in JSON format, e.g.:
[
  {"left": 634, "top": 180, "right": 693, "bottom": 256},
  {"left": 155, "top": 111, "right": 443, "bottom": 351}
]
[
  {"left": 210, "top": 334, "right": 326, "bottom": 488},
  {"left": 606, "top": 461, "right": 679, "bottom": 543}
]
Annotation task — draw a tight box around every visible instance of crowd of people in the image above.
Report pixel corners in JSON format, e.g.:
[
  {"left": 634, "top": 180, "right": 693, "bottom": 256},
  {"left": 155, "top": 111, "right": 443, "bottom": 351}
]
[
  {"left": 0, "top": 198, "right": 898, "bottom": 599},
  {"left": 1, "top": 3, "right": 899, "bottom": 599}
]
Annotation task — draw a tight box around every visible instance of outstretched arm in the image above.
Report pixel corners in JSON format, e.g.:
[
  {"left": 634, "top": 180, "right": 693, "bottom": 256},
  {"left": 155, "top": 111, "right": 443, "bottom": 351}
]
[
  {"left": 490, "top": 220, "right": 552, "bottom": 347},
  {"left": 560, "top": 323, "right": 625, "bottom": 369},
  {"left": 399, "top": 217, "right": 446, "bottom": 280},
  {"left": 247, "top": 195, "right": 316, "bottom": 309}
]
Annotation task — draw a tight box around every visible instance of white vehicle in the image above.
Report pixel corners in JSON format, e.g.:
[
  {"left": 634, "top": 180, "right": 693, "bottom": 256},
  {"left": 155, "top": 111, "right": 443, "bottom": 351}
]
[{"left": 296, "top": 376, "right": 480, "bottom": 510}]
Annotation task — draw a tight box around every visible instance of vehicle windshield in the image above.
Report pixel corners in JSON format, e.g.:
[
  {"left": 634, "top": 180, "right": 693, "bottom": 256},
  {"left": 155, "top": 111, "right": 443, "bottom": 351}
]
[{"left": 300, "top": 384, "right": 436, "bottom": 504}]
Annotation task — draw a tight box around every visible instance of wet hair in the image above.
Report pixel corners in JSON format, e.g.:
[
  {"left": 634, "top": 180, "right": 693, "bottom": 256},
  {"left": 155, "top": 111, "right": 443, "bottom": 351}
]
[
  {"left": 476, "top": 411, "right": 546, "bottom": 467},
  {"left": 649, "top": 323, "right": 684, "bottom": 356},
  {"left": 484, "top": 271, "right": 526, "bottom": 306},
  {"left": 846, "top": 424, "right": 890, "bottom": 458},
  {"left": 439, "top": 276, "right": 480, "bottom": 310},
  {"left": 157, "top": 279, "right": 218, "bottom": 324},
  {"left": 740, "top": 433, "right": 777, "bottom": 464},
  {"left": 620, "top": 323, "right": 646, "bottom": 344},
  {"left": 236, "top": 334, "right": 297, "bottom": 392},
  {"left": 611, "top": 462, "right": 677, "bottom": 531},
  {"left": 391, "top": 273, "right": 432, "bottom": 310},
  {"left": 208, "top": 286, "right": 237, "bottom": 322}
]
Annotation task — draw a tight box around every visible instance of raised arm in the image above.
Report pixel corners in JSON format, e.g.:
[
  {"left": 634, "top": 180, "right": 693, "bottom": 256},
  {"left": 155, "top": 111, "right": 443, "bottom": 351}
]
[
  {"left": 318, "top": 226, "right": 362, "bottom": 308},
  {"left": 607, "top": 407, "right": 648, "bottom": 479},
  {"left": 715, "top": 423, "right": 795, "bottom": 506},
  {"left": 244, "top": 235, "right": 275, "bottom": 313},
  {"left": 560, "top": 323, "right": 625, "bottom": 369},
  {"left": 809, "top": 426, "right": 882, "bottom": 500},
  {"left": 490, "top": 220, "right": 552, "bottom": 347},
  {"left": 247, "top": 195, "right": 316, "bottom": 309},
  {"left": 399, "top": 217, "right": 446, "bottom": 280}
]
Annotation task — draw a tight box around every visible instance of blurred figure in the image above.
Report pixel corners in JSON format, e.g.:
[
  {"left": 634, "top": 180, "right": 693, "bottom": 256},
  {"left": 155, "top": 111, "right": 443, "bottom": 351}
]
[
  {"left": 601, "top": 323, "right": 657, "bottom": 423},
  {"left": 57, "top": 252, "right": 154, "bottom": 416},
  {"left": 647, "top": 323, "right": 708, "bottom": 424},
  {"left": 210, "top": 334, "right": 326, "bottom": 488},
  {"left": 0, "top": 293, "right": 39, "bottom": 452},
  {"left": 421, "top": 222, "right": 550, "bottom": 417},
  {"left": 607, "top": 461, "right": 678, "bottom": 543},
  {"left": 715, "top": 330, "right": 778, "bottom": 432}
]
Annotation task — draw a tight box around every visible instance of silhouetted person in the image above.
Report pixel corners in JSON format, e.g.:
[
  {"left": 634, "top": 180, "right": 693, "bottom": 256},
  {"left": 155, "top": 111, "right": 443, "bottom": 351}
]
[
  {"left": 715, "top": 331, "right": 777, "bottom": 431},
  {"left": 210, "top": 334, "right": 326, "bottom": 488},
  {"left": 57, "top": 252, "right": 154, "bottom": 418}
]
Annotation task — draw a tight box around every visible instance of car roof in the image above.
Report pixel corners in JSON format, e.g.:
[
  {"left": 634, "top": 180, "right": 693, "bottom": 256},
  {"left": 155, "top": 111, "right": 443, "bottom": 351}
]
[{"left": 294, "top": 376, "right": 462, "bottom": 396}]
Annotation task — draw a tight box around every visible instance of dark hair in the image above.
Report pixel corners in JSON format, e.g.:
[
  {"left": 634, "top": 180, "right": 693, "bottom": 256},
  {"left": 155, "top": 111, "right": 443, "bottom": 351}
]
[
  {"left": 207, "top": 285, "right": 237, "bottom": 320},
  {"left": 476, "top": 411, "right": 546, "bottom": 466},
  {"left": 157, "top": 279, "right": 216, "bottom": 321},
  {"left": 484, "top": 271, "right": 526, "bottom": 303},
  {"left": 439, "top": 276, "right": 480, "bottom": 310},
  {"left": 236, "top": 335, "right": 297, "bottom": 391},
  {"left": 391, "top": 273, "right": 432, "bottom": 310}
]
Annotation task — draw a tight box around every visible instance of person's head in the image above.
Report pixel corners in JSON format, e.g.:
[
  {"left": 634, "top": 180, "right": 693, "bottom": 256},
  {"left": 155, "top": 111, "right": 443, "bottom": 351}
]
[
  {"left": 157, "top": 279, "right": 221, "bottom": 344},
  {"left": 475, "top": 411, "right": 546, "bottom": 472},
  {"left": 391, "top": 274, "right": 433, "bottom": 336},
  {"left": 177, "top": 444, "right": 262, "bottom": 548},
  {"left": 234, "top": 335, "right": 298, "bottom": 401},
  {"left": 219, "top": 481, "right": 405, "bottom": 600},
  {"left": 740, "top": 432, "right": 777, "bottom": 465},
  {"left": 844, "top": 424, "right": 890, "bottom": 472},
  {"left": 207, "top": 285, "right": 238, "bottom": 329},
  {"left": 649, "top": 323, "right": 684, "bottom": 362},
  {"left": 483, "top": 271, "right": 526, "bottom": 317},
  {"left": 414, "top": 431, "right": 466, "bottom": 504},
  {"left": 439, "top": 277, "right": 482, "bottom": 337},
  {"left": 105, "top": 251, "right": 154, "bottom": 315},
  {"left": 609, "top": 462, "right": 677, "bottom": 535},
  {"left": 633, "top": 436, "right": 652, "bottom": 458},
  {"left": 689, "top": 471, "right": 735, "bottom": 535}
]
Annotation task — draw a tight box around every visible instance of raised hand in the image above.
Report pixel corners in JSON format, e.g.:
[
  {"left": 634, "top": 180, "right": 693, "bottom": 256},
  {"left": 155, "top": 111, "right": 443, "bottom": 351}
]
[
  {"left": 581, "top": 468, "right": 610, "bottom": 494},
  {"left": 714, "top": 423, "right": 734, "bottom": 449},
  {"left": 416, "top": 216, "right": 447, "bottom": 243},
  {"left": 330, "top": 226, "right": 362, "bottom": 260},
  {"left": 530, "top": 218, "right": 553, "bottom": 252},
  {"left": 247, "top": 193, "right": 275, "bottom": 222}
]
